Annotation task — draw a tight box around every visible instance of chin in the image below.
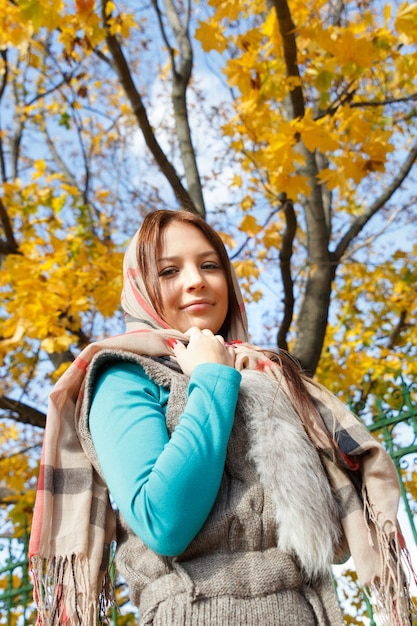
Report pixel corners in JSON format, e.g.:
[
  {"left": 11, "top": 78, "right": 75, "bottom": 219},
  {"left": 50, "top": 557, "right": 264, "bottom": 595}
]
[{"left": 190, "top": 321, "right": 218, "bottom": 333}]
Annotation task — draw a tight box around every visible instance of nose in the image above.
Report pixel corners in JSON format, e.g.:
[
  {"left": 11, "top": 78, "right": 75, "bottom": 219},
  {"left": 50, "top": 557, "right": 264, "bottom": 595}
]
[{"left": 184, "top": 264, "right": 205, "bottom": 290}]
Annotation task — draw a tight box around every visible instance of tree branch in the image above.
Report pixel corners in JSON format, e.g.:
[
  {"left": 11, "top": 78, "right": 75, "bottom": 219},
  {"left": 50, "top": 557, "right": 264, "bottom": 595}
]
[
  {"left": 334, "top": 136, "right": 417, "bottom": 261},
  {"left": 0, "top": 396, "right": 46, "bottom": 429},
  {"left": 387, "top": 310, "right": 408, "bottom": 350},
  {"left": 0, "top": 196, "right": 20, "bottom": 255},
  {"left": 270, "top": 0, "right": 304, "bottom": 119},
  {"left": 277, "top": 197, "right": 296, "bottom": 350},
  {"left": 101, "top": 0, "right": 197, "bottom": 212},
  {"left": 10, "top": 55, "right": 27, "bottom": 180},
  {"left": 350, "top": 91, "right": 417, "bottom": 109},
  {"left": 154, "top": 0, "right": 206, "bottom": 216},
  {"left": 268, "top": 0, "right": 334, "bottom": 371},
  {"left": 320, "top": 88, "right": 417, "bottom": 119},
  {"left": 0, "top": 50, "right": 9, "bottom": 182}
]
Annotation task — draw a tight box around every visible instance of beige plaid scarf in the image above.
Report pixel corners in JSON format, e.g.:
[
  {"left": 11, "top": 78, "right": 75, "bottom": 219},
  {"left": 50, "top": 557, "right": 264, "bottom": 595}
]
[{"left": 29, "top": 227, "right": 415, "bottom": 624}]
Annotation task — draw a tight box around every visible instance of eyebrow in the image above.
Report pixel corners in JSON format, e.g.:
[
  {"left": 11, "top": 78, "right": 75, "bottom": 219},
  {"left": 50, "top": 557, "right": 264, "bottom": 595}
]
[{"left": 157, "top": 251, "right": 220, "bottom": 263}]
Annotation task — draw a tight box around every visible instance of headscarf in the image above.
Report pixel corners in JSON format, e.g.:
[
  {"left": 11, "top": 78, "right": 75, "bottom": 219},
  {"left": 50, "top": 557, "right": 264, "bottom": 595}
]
[
  {"left": 120, "top": 225, "right": 249, "bottom": 341},
  {"left": 29, "top": 218, "right": 415, "bottom": 625}
]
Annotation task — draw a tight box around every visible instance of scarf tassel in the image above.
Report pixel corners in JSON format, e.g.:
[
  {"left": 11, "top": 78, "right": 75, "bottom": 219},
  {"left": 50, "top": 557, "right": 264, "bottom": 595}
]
[
  {"left": 362, "top": 496, "right": 417, "bottom": 626},
  {"left": 30, "top": 553, "right": 113, "bottom": 625}
]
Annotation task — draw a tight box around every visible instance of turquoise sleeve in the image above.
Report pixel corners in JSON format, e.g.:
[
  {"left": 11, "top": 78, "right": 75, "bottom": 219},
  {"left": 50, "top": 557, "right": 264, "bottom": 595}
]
[{"left": 88, "top": 361, "right": 241, "bottom": 556}]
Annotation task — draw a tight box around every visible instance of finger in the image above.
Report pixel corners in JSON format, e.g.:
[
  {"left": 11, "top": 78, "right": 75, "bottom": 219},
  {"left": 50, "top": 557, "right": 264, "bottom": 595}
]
[
  {"left": 171, "top": 340, "right": 186, "bottom": 355},
  {"left": 184, "top": 326, "right": 201, "bottom": 337},
  {"left": 201, "top": 329, "right": 214, "bottom": 336},
  {"left": 226, "top": 346, "right": 237, "bottom": 364},
  {"left": 214, "top": 335, "right": 225, "bottom": 344}
]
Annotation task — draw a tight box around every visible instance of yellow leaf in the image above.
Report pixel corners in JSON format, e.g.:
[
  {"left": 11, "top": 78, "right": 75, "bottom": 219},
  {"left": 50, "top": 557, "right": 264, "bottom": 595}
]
[
  {"left": 230, "top": 173, "right": 243, "bottom": 188},
  {"left": 241, "top": 195, "right": 255, "bottom": 211},
  {"left": 233, "top": 259, "right": 260, "bottom": 279},
  {"left": 51, "top": 361, "right": 73, "bottom": 381},
  {"left": 208, "top": 0, "right": 243, "bottom": 22},
  {"left": 297, "top": 114, "right": 339, "bottom": 153},
  {"left": 262, "top": 7, "right": 279, "bottom": 41},
  {"left": 218, "top": 231, "right": 237, "bottom": 249},
  {"left": 75, "top": 0, "right": 95, "bottom": 14},
  {"left": 2, "top": 322, "right": 26, "bottom": 346},
  {"left": 395, "top": 2, "right": 417, "bottom": 45},
  {"left": 41, "top": 334, "right": 74, "bottom": 353},
  {"left": 105, "top": 1, "right": 116, "bottom": 17},
  {"left": 263, "top": 228, "right": 282, "bottom": 249},
  {"left": 239, "top": 214, "right": 262, "bottom": 236},
  {"left": 195, "top": 19, "right": 227, "bottom": 52}
]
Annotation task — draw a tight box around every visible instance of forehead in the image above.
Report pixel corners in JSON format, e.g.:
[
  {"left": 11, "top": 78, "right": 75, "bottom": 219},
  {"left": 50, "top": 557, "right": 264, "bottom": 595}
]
[{"left": 158, "top": 221, "right": 214, "bottom": 253}]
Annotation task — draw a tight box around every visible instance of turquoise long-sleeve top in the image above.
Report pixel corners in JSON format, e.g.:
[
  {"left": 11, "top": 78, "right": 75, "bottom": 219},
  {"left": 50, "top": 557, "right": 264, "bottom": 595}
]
[{"left": 89, "top": 361, "right": 242, "bottom": 557}]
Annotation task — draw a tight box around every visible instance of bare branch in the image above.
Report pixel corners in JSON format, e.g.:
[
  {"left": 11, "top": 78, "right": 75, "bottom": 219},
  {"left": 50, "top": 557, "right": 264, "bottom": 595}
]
[
  {"left": 152, "top": 0, "right": 176, "bottom": 69},
  {"left": 350, "top": 92, "right": 417, "bottom": 109},
  {"left": 0, "top": 396, "right": 46, "bottom": 429},
  {"left": 320, "top": 88, "right": 417, "bottom": 119},
  {"left": 26, "top": 78, "right": 68, "bottom": 107},
  {"left": 334, "top": 137, "right": 417, "bottom": 261},
  {"left": 387, "top": 310, "right": 408, "bottom": 350},
  {"left": 330, "top": 0, "right": 345, "bottom": 26},
  {"left": 316, "top": 79, "right": 357, "bottom": 120},
  {"left": 11, "top": 65, "right": 24, "bottom": 180},
  {"left": 0, "top": 50, "right": 9, "bottom": 182},
  {"left": 0, "top": 49, "right": 8, "bottom": 101},
  {"left": 343, "top": 204, "right": 405, "bottom": 258},
  {"left": 0, "top": 196, "right": 20, "bottom": 255},
  {"left": 277, "top": 198, "right": 296, "bottom": 350},
  {"left": 153, "top": 0, "right": 206, "bottom": 216},
  {"left": 101, "top": 0, "right": 197, "bottom": 213},
  {"left": 270, "top": 0, "right": 304, "bottom": 119}
]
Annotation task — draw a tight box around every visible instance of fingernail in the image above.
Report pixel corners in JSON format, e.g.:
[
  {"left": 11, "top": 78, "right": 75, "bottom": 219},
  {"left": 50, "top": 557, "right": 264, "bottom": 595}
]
[{"left": 167, "top": 338, "right": 178, "bottom": 349}]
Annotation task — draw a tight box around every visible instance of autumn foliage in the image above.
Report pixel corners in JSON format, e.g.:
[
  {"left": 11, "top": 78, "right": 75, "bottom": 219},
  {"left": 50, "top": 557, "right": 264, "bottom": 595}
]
[{"left": 0, "top": 0, "right": 416, "bottom": 621}]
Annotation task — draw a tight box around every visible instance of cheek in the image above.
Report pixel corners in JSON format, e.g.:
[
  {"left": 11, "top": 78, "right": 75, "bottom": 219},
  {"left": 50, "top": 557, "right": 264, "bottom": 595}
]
[
  {"left": 218, "top": 280, "right": 229, "bottom": 315},
  {"left": 218, "top": 277, "right": 229, "bottom": 302},
  {"left": 160, "top": 282, "right": 177, "bottom": 309}
]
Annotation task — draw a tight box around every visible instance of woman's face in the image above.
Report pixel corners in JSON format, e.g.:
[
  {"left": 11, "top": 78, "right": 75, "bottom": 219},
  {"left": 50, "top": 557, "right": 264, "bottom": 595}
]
[{"left": 157, "top": 221, "right": 229, "bottom": 334}]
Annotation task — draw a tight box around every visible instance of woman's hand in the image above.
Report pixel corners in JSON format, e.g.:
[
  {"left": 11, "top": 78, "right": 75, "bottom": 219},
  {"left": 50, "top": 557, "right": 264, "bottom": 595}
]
[{"left": 172, "top": 327, "right": 236, "bottom": 377}]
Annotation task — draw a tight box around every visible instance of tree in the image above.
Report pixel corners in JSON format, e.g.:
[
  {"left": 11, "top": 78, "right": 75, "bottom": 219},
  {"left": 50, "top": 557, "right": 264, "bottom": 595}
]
[
  {"left": 196, "top": 0, "right": 417, "bottom": 375},
  {"left": 1, "top": 0, "right": 416, "bottom": 620}
]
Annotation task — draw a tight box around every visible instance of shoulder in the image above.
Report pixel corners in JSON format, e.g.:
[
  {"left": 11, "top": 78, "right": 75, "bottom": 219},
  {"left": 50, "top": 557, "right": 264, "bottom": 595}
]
[
  {"left": 85, "top": 350, "right": 179, "bottom": 396},
  {"left": 93, "top": 359, "right": 163, "bottom": 399},
  {"left": 84, "top": 353, "right": 170, "bottom": 418}
]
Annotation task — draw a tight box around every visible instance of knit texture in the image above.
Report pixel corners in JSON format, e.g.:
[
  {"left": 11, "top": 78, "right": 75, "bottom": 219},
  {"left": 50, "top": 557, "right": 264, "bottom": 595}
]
[{"left": 77, "top": 351, "right": 344, "bottom": 626}]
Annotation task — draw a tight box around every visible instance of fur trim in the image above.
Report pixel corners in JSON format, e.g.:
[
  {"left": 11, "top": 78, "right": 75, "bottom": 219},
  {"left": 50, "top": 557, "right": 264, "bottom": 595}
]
[{"left": 241, "top": 370, "right": 341, "bottom": 579}]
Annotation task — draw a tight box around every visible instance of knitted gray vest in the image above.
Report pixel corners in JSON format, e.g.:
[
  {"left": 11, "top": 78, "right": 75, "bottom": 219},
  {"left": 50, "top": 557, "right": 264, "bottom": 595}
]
[{"left": 79, "top": 351, "right": 344, "bottom": 626}]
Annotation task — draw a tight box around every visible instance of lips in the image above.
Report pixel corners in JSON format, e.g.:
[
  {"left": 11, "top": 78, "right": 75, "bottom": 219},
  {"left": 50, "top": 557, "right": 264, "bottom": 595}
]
[{"left": 181, "top": 300, "right": 213, "bottom": 310}]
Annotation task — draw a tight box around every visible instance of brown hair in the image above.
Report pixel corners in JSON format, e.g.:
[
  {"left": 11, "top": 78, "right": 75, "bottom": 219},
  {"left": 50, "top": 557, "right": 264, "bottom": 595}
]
[
  {"left": 137, "top": 210, "right": 318, "bottom": 416},
  {"left": 136, "top": 210, "right": 241, "bottom": 338},
  {"left": 263, "top": 349, "right": 321, "bottom": 421}
]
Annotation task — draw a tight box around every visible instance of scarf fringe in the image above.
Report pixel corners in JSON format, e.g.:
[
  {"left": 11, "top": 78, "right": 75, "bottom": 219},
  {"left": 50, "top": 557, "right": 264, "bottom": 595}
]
[
  {"left": 30, "top": 553, "right": 113, "bottom": 625},
  {"left": 362, "top": 494, "right": 417, "bottom": 626}
]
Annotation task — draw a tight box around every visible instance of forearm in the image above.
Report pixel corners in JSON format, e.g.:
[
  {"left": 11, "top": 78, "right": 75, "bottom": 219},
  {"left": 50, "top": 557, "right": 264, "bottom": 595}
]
[{"left": 89, "top": 361, "right": 241, "bottom": 555}]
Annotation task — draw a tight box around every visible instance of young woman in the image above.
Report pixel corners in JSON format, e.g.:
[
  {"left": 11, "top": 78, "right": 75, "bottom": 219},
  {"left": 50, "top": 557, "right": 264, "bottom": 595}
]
[{"left": 30, "top": 210, "right": 413, "bottom": 625}]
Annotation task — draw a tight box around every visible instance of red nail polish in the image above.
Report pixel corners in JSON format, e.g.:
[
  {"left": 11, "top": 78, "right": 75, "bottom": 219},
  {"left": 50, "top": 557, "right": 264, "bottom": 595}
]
[{"left": 167, "top": 338, "right": 177, "bottom": 349}]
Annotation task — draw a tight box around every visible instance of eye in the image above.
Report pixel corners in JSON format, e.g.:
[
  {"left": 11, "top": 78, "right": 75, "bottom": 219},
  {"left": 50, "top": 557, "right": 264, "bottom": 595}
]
[
  {"left": 202, "top": 261, "right": 221, "bottom": 270},
  {"left": 158, "top": 266, "right": 178, "bottom": 277}
]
